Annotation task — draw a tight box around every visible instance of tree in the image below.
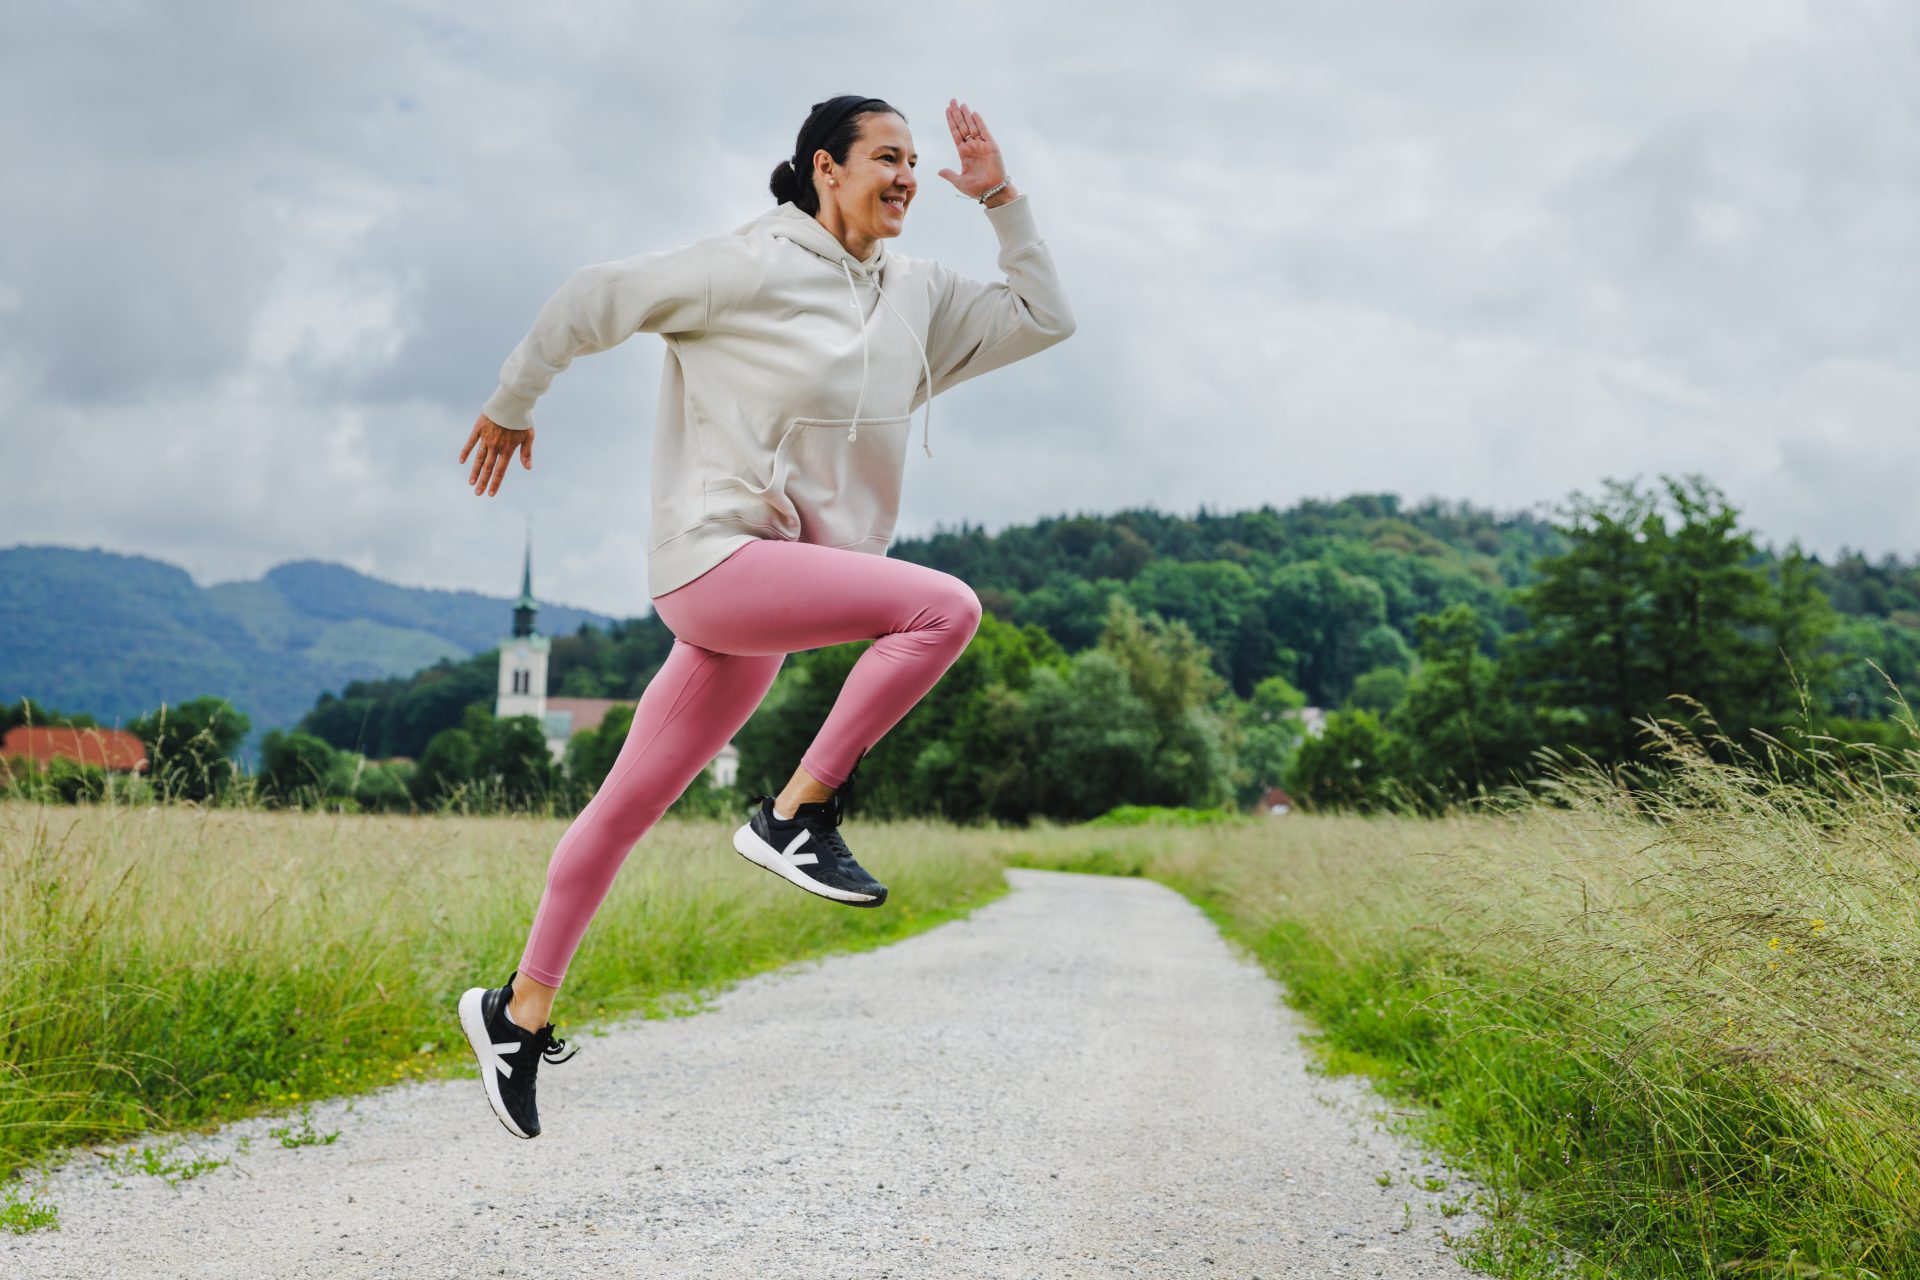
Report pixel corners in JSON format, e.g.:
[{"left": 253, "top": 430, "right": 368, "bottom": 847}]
[
  {"left": 1010, "top": 576, "right": 1124, "bottom": 652},
  {"left": 411, "top": 726, "right": 478, "bottom": 810},
  {"left": 1262, "top": 561, "right": 1390, "bottom": 706},
  {"left": 913, "top": 682, "right": 1043, "bottom": 822},
  {"left": 1025, "top": 653, "right": 1162, "bottom": 820},
  {"left": 382, "top": 661, "right": 497, "bottom": 760},
  {"left": 127, "top": 696, "right": 251, "bottom": 803},
  {"left": 299, "top": 690, "right": 383, "bottom": 757},
  {"left": 259, "top": 729, "right": 349, "bottom": 807},
  {"left": 1345, "top": 667, "right": 1410, "bottom": 717},
  {"left": 467, "top": 704, "right": 562, "bottom": 812},
  {"left": 1355, "top": 624, "right": 1415, "bottom": 674},
  {"left": 1231, "top": 674, "right": 1308, "bottom": 805},
  {"left": 350, "top": 758, "right": 415, "bottom": 813},
  {"left": 1098, "top": 596, "right": 1226, "bottom": 723},
  {"left": 1510, "top": 479, "right": 1660, "bottom": 761},
  {"left": 1285, "top": 709, "right": 1401, "bottom": 813},
  {"left": 1826, "top": 615, "right": 1920, "bottom": 723},
  {"left": 1762, "top": 544, "right": 1840, "bottom": 724},
  {"left": 1125, "top": 560, "right": 1266, "bottom": 693},
  {"left": 565, "top": 702, "right": 637, "bottom": 794},
  {"left": 1393, "top": 603, "right": 1536, "bottom": 803},
  {"left": 1511, "top": 475, "right": 1831, "bottom": 762}
]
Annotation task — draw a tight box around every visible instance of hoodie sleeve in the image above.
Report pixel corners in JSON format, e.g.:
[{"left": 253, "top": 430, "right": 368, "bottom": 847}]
[
  {"left": 922, "top": 195, "right": 1076, "bottom": 398},
  {"left": 480, "top": 243, "right": 713, "bottom": 432}
]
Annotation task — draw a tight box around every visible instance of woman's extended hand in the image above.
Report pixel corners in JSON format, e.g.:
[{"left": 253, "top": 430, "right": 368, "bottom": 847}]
[
  {"left": 937, "top": 98, "right": 1017, "bottom": 206},
  {"left": 459, "top": 413, "right": 534, "bottom": 497}
]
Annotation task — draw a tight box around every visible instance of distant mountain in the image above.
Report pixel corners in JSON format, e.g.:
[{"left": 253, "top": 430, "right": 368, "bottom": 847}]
[{"left": 0, "top": 546, "right": 619, "bottom": 754}]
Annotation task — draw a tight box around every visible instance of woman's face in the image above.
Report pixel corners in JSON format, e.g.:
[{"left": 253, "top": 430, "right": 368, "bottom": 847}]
[{"left": 816, "top": 112, "right": 917, "bottom": 244}]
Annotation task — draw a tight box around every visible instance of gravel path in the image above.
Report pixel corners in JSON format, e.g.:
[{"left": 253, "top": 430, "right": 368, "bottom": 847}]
[{"left": 5, "top": 869, "right": 1488, "bottom": 1279}]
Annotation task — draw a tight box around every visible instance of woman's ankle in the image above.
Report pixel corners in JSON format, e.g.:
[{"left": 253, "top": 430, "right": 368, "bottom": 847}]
[
  {"left": 774, "top": 765, "right": 836, "bottom": 817},
  {"left": 507, "top": 975, "right": 560, "bottom": 1030}
]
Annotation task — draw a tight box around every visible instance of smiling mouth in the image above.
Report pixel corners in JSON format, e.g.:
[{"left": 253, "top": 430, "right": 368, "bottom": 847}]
[{"left": 881, "top": 194, "right": 908, "bottom": 212}]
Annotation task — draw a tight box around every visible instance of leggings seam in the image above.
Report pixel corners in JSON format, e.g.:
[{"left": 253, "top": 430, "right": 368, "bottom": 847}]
[{"left": 583, "top": 651, "right": 725, "bottom": 821}]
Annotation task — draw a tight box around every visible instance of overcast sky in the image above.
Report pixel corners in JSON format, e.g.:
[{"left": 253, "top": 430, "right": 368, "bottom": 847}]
[{"left": 4, "top": 0, "right": 1915, "bottom": 619}]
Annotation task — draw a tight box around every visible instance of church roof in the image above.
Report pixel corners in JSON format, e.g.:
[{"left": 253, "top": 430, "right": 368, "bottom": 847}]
[{"left": 516, "top": 535, "right": 538, "bottom": 611}]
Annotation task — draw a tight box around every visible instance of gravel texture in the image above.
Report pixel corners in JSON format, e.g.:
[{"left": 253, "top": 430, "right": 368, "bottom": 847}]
[{"left": 5, "top": 868, "right": 1489, "bottom": 1278}]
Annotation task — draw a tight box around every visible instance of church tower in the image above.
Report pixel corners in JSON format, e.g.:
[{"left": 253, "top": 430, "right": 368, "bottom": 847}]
[{"left": 495, "top": 528, "right": 550, "bottom": 723}]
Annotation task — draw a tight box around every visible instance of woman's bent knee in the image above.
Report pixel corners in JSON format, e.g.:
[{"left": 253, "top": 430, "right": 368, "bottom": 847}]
[
  {"left": 933, "top": 574, "right": 983, "bottom": 643},
  {"left": 954, "top": 579, "right": 984, "bottom": 636}
]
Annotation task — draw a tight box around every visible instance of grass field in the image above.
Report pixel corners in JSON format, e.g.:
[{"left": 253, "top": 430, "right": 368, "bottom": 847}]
[
  {"left": 7, "top": 723, "right": 1920, "bottom": 1275},
  {"left": 1010, "top": 728, "right": 1920, "bottom": 1278},
  {"left": 0, "top": 798, "right": 1007, "bottom": 1209}
]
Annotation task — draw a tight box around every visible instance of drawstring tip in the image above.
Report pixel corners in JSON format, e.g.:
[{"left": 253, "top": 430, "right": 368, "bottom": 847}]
[
  {"left": 922, "top": 442, "right": 933, "bottom": 458},
  {"left": 847, "top": 427, "right": 859, "bottom": 442}
]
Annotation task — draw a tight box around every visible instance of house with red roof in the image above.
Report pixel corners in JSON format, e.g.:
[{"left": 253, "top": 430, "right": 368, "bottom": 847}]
[{"left": 2, "top": 725, "right": 149, "bottom": 773}]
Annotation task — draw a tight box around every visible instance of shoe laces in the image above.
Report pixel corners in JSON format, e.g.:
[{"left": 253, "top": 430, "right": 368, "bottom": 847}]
[
  {"left": 807, "top": 809, "right": 855, "bottom": 865},
  {"left": 533, "top": 1025, "right": 579, "bottom": 1065}
]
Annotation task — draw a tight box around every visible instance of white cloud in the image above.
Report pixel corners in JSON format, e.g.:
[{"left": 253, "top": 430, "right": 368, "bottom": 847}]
[{"left": 3, "top": 0, "right": 1916, "bottom": 618}]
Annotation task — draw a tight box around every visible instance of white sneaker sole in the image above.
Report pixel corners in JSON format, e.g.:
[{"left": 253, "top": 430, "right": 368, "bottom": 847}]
[
  {"left": 731, "top": 822, "right": 883, "bottom": 905},
  {"left": 458, "top": 987, "right": 533, "bottom": 1139}
]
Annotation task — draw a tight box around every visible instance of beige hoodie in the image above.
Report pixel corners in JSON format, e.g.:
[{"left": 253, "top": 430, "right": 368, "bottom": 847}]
[{"left": 481, "top": 195, "right": 1075, "bottom": 598}]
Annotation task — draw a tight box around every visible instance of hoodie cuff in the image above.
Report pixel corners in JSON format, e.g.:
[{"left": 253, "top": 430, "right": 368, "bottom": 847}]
[
  {"left": 983, "top": 193, "right": 1040, "bottom": 251},
  {"left": 481, "top": 385, "right": 537, "bottom": 433}
]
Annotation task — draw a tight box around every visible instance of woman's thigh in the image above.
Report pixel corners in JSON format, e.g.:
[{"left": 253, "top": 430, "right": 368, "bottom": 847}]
[{"left": 652, "top": 539, "right": 980, "bottom": 657}]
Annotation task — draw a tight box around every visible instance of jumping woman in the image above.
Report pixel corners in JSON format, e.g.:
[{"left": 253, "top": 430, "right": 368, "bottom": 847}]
[{"left": 454, "top": 95, "right": 1074, "bottom": 1139}]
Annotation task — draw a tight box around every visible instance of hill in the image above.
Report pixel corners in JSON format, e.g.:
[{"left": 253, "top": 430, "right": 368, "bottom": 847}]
[{"left": 0, "top": 546, "right": 616, "bottom": 756}]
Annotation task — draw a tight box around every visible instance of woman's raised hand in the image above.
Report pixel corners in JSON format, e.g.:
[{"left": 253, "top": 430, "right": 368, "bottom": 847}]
[
  {"left": 937, "top": 98, "right": 1013, "bottom": 202},
  {"left": 459, "top": 412, "right": 534, "bottom": 497}
]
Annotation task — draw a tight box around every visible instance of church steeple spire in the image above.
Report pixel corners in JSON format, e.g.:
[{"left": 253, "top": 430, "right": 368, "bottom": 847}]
[{"left": 512, "top": 522, "right": 538, "bottom": 638}]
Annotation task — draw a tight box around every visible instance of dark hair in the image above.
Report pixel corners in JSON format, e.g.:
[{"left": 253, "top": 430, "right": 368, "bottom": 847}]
[{"left": 768, "top": 95, "right": 905, "bottom": 215}]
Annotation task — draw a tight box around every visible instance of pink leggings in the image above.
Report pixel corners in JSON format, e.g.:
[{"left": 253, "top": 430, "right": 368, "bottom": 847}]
[{"left": 516, "top": 538, "right": 983, "bottom": 986}]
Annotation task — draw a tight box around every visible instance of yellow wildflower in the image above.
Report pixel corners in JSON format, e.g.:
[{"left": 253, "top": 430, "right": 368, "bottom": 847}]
[{"left": 1768, "top": 937, "right": 1780, "bottom": 949}]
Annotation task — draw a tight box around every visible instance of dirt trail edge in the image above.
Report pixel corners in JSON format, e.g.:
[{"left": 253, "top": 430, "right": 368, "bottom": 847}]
[{"left": 4, "top": 868, "right": 1490, "bottom": 1279}]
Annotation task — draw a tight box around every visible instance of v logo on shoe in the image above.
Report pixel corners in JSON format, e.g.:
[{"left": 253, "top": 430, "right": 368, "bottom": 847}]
[
  {"left": 490, "top": 1040, "right": 522, "bottom": 1077},
  {"left": 782, "top": 830, "right": 819, "bottom": 866}
]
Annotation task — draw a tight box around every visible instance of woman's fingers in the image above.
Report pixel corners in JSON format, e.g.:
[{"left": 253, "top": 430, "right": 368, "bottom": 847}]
[{"left": 461, "top": 414, "right": 534, "bottom": 495}]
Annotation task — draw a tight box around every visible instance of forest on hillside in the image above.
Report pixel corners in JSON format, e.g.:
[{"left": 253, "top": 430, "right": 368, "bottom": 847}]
[{"left": 206, "top": 478, "right": 1920, "bottom": 821}]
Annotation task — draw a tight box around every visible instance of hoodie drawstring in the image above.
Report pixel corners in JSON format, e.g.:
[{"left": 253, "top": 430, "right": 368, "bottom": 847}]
[
  {"left": 878, "top": 287, "right": 936, "bottom": 459},
  {"left": 839, "top": 259, "right": 937, "bottom": 459},
  {"left": 838, "top": 260, "right": 870, "bottom": 442}
]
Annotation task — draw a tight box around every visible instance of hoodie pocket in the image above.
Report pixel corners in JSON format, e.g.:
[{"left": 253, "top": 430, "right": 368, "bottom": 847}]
[{"left": 704, "top": 415, "right": 911, "bottom": 548}]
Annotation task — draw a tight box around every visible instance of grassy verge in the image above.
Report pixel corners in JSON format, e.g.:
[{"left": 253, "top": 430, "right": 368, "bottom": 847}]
[
  {"left": 1006, "top": 736, "right": 1920, "bottom": 1278},
  {"left": 0, "top": 798, "right": 1005, "bottom": 1199}
]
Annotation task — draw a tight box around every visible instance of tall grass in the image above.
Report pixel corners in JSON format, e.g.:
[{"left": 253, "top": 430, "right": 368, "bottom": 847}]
[
  {"left": 1009, "top": 717, "right": 1920, "bottom": 1277},
  {"left": 12, "top": 707, "right": 1920, "bottom": 1273},
  {"left": 0, "top": 796, "right": 1005, "bottom": 1184}
]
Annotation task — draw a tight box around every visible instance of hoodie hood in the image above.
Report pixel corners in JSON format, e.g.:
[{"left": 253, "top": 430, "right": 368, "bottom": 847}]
[{"left": 744, "top": 202, "right": 888, "bottom": 277}]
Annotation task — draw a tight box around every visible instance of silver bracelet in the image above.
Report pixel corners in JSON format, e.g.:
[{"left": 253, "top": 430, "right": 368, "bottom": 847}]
[{"left": 957, "top": 179, "right": 1011, "bottom": 204}]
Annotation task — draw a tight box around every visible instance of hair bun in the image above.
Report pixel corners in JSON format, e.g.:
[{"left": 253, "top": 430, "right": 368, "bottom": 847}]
[{"left": 768, "top": 156, "right": 806, "bottom": 207}]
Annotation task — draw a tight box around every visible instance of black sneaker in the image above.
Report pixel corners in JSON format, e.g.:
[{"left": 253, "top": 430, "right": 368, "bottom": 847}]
[
  {"left": 457, "top": 971, "right": 577, "bottom": 1139},
  {"left": 732, "top": 788, "right": 889, "bottom": 908}
]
